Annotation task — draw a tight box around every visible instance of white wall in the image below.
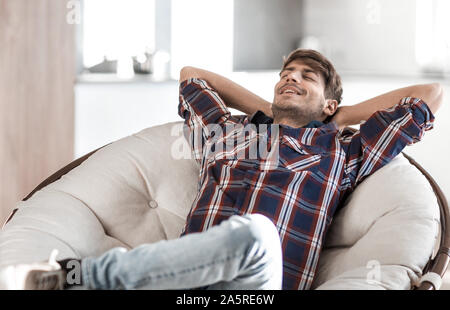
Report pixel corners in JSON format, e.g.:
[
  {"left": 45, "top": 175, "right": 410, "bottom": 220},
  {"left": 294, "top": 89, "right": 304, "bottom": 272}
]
[
  {"left": 75, "top": 74, "right": 450, "bottom": 204},
  {"left": 233, "top": 0, "right": 304, "bottom": 70},
  {"left": 74, "top": 80, "right": 179, "bottom": 158},
  {"left": 302, "top": 0, "right": 420, "bottom": 76}
]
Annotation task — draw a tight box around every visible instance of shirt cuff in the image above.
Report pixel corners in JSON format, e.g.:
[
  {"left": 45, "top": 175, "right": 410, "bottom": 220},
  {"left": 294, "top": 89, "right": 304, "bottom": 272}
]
[
  {"left": 179, "top": 78, "right": 215, "bottom": 94},
  {"left": 400, "top": 97, "right": 435, "bottom": 131}
]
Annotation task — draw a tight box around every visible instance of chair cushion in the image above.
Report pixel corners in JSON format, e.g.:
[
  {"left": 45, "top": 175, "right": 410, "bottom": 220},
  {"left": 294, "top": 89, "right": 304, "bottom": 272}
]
[
  {"left": 0, "top": 122, "right": 199, "bottom": 266},
  {"left": 0, "top": 121, "right": 440, "bottom": 290}
]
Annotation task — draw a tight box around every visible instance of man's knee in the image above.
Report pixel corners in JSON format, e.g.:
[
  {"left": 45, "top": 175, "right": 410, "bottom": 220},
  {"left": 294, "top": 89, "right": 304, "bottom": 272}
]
[
  {"left": 236, "top": 214, "right": 282, "bottom": 287},
  {"left": 246, "top": 214, "right": 278, "bottom": 240},
  {"left": 233, "top": 214, "right": 281, "bottom": 254}
]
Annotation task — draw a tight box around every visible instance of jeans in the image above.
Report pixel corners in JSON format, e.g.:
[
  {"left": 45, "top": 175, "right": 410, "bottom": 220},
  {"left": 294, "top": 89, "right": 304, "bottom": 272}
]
[{"left": 81, "top": 214, "right": 282, "bottom": 290}]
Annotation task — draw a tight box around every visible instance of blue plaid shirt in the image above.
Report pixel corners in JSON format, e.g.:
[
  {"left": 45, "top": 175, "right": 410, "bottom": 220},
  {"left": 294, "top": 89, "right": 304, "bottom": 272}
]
[{"left": 178, "top": 78, "right": 435, "bottom": 289}]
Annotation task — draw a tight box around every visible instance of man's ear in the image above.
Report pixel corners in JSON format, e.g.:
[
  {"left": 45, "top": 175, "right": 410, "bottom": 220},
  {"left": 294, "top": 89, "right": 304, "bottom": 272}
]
[{"left": 323, "top": 99, "right": 338, "bottom": 116}]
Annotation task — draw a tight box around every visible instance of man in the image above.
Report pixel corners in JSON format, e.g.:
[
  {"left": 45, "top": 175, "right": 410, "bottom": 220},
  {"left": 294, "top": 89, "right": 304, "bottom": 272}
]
[
  {"left": 178, "top": 49, "right": 443, "bottom": 290},
  {"left": 3, "top": 49, "right": 443, "bottom": 290}
]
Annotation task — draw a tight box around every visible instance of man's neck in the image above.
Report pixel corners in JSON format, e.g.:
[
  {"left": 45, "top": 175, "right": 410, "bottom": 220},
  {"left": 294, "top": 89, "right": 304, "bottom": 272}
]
[{"left": 272, "top": 116, "right": 309, "bottom": 129}]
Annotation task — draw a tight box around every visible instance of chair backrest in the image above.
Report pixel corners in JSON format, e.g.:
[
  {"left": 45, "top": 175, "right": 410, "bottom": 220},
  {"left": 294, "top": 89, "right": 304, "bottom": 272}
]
[{"left": 402, "top": 153, "right": 450, "bottom": 290}]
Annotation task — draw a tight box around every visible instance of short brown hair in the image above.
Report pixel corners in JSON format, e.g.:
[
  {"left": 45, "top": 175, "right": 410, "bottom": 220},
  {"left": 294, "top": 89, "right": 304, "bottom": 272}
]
[{"left": 281, "top": 49, "right": 343, "bottom": 104}]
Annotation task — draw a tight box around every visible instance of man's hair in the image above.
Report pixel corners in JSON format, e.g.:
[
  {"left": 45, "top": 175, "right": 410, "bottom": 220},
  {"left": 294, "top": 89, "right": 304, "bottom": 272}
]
[{"left": 281, "top": 49, "right": 343, "bottom": 105}]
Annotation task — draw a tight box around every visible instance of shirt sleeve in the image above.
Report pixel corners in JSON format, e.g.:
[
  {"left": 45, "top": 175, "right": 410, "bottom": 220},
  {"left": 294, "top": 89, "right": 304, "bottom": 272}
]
[
  {"left": 339, "top": 97, "right": 435, "bottom": 189},
  {"left": 178, "top": 78, "right": 232, "bottom": 161}
]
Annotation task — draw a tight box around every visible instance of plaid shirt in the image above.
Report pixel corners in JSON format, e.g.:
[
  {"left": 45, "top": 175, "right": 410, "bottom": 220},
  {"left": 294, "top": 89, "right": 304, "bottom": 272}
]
[{"left": 178, "top": 78, "right": 435, "bottom": 290}]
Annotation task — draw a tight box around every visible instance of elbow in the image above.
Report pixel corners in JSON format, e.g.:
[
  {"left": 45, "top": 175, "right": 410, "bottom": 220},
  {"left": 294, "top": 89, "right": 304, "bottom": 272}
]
[
  {"left": 429, "top": 82, "right": 443, "bottom": 97},
  {"left": 429, "top": 83, "right": 444, "bottom": 114},
  {"left": 179, "top": 66, "right": 199, "bottom": 82},
  {"left": 415, "top": 83, "right": 444, "bottom": 115},
  {"left": 179, "top": 66, "right": 191, "bottom": 82}
]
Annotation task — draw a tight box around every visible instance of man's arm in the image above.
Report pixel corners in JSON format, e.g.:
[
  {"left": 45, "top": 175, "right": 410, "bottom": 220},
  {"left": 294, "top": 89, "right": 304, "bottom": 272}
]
[
  {"left": 180, "top": 66, "right": 273, "bottom": 117},
  {"left": 333, "top": 83, "right": 444, "bottom": 129}
]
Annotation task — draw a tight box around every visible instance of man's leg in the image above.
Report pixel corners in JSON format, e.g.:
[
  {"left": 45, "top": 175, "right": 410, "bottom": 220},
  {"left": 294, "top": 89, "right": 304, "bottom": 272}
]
[{"left": 77, "top": 213, "right": 282, "bottom": 290}]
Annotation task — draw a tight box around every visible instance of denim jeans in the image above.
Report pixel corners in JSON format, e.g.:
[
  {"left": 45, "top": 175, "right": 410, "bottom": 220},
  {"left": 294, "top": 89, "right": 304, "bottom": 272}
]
[{"left": 81, "top": 214, "right": 282, "bottom": 290}]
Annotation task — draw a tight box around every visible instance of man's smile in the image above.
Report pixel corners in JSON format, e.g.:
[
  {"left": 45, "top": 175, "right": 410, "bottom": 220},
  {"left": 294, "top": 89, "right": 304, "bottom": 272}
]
[{"left": 278, "top": 84, "right": 305, "bottom": 96}]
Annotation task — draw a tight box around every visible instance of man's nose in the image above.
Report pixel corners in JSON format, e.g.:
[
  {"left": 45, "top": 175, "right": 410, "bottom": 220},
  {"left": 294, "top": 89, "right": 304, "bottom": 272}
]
[{"left": 286, "top": 71, "right": 301, "bottom": 83}]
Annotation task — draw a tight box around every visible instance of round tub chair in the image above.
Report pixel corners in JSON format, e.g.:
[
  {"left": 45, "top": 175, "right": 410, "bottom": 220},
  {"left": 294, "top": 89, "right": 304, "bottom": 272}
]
[{"left": 1, "top": 122, "right": 449, "bottom": 290}]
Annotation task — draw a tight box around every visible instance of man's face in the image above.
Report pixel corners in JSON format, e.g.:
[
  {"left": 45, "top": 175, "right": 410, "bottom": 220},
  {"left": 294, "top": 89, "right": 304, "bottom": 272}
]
[{"left": 272, "top": 59, "right": 329, "bottom": 126}]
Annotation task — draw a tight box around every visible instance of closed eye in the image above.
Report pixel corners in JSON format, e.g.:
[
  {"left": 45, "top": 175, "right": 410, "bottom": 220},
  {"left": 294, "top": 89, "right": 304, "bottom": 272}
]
[{"left": 279, "top": 71, "right": 317, "bottom": 82}]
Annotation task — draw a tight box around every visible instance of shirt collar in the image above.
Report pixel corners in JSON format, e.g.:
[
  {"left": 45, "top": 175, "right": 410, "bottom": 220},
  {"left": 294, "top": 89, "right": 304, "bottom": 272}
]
[{"left": 250, "top": 110, "right": 325, "bottom": 128}]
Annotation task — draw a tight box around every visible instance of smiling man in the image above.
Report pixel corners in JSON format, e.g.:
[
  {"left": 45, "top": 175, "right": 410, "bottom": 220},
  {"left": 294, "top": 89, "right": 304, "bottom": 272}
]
[
  {"left": 272, "top": 56, "right": 340, "bottom": 128},
  {"left": 178, "top": 48, "right": 443, "bottom": 290}
]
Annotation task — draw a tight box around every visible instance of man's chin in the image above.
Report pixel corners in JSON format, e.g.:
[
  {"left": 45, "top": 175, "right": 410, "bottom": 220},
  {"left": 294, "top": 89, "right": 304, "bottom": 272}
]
[
  {"left": 273, "top": 100, "right": 303, "bottom": 111},
  {"left": 272, "top": 105, "right": 302, "bottom": 119}
]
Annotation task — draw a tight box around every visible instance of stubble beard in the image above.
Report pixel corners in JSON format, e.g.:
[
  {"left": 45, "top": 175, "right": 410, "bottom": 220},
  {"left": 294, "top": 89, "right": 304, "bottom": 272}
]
[{"left": 272, "top": 97, "right": 326, "bottom": 127}]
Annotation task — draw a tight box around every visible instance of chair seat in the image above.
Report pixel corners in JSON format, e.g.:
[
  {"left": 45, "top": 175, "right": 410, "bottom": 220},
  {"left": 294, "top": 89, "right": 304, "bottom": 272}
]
[{"left": 0, "top": 121, "right": 440, "bottom": 289}]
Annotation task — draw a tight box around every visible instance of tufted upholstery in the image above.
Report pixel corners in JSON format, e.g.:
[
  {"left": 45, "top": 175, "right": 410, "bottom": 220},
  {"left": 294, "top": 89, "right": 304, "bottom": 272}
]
[{"left": 0, "top": 121, "right": 440, "bottom": 289}]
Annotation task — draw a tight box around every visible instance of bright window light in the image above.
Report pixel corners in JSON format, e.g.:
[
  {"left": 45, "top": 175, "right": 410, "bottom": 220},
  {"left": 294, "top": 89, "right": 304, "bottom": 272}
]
[
  {"left": 170, "top": 0, "right": 234, "bottom": 79},
  {"left": 83, "top": 0, "right": 156, "bottom": 68},
  {"left": 415, "top": 0, "right": 450, "bottom": 73}
]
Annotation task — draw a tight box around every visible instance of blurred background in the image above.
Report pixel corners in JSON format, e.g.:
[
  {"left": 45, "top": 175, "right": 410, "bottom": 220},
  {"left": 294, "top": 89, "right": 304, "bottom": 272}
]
[{"left": 0, "top": 0, "right": 449, "bottom": 225}]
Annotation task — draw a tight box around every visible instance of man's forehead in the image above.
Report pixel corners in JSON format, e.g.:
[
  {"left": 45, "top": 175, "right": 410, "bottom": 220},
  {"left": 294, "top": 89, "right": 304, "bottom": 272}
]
[{"left": 280, "top": 60, "right": 318, "bottom": 75}]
